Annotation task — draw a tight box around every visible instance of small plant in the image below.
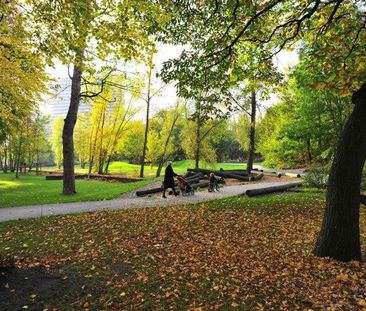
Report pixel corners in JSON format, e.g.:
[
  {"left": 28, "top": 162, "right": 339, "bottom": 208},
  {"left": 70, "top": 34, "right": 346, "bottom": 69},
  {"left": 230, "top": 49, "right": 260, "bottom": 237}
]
[{"left": 303, "top": 167, "right": 329, "bottom": 189}]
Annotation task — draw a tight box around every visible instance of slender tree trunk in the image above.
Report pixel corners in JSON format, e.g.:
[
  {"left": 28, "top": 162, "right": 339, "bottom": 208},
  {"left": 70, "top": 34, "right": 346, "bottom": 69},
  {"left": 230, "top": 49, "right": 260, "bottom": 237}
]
[
  {"left": 104, "top": 155, "right": 112, "bottom": 174},
  {"left": 9, "top": 149, "right": 14, "bottom": 172},
  {"left": 247, "top": 90, "right": 256, "bottom": 173},
  {"left": 15, "top": 134, "right": 23, "bottom": 179},
  {"left": 97, "top": 111, "right": 106, "bottom": 174},
  {"left": 62, "top": 51, "right": 84, "bottom": 194},
  {"left": 156, "top": 161, "right": 164, "bottom": 177},
  {"left": 314, "top": 83, "right": 366, "bottom": 261},
  {"left": 3, "top": 146, "right": 7, "bottom": 173},
  {"left": 140, "top": 68, "right": 152, "bottom": 178},
  {"left": 195, "top": 119, "right": 201, "bottom": 170},
  {"left": 306, "top": 139, "right": 313, "bottom": 163},
  {"left": 155, "top": 111, "right": 179, "bottom": 177}
]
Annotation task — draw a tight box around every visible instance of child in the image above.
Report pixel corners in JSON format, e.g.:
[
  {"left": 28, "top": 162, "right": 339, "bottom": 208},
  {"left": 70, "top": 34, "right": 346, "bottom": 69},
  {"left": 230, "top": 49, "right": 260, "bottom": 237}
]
[{"left": 208, "top": 172, "right": 220, "bottom": 192}]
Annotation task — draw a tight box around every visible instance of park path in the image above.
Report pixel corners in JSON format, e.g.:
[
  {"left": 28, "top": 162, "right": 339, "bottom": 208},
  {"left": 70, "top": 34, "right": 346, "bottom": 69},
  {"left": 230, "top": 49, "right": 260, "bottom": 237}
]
[{"left": 0, "top": 181, "right": 302, "bottom": 223}]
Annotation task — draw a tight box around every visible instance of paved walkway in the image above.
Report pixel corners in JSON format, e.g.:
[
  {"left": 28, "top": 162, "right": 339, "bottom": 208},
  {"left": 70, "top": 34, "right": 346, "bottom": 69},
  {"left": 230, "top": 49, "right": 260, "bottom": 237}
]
[{"left": 0, "top": 181, "right": 302, "bottom": 222}]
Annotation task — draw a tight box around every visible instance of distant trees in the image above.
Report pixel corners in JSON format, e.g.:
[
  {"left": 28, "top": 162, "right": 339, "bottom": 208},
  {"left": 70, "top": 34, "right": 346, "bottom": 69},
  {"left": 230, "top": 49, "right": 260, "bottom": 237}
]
[
  {"left": 147, "top": 103, "right": 182, "bottom": 177},
  {"left": 120, "top": 121, "right": 145, "bottom": 165},
  {"left": 0, "top": 115, "right": 51, "bottom": 176},
  {"left": 0, "top": 1, "right": 48, "bottom": 173},
  {"left": 51, "top": 117, "right": 64, "bottom": 170},
  {"left": 257, "top": 54, "right": 353, "bottom": 169}
]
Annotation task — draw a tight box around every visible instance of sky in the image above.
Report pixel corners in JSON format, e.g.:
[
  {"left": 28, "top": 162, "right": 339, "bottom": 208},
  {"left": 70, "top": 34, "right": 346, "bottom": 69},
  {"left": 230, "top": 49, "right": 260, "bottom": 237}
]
[{"left": 42, "top": 44, "right": 299, "bottom": 120}]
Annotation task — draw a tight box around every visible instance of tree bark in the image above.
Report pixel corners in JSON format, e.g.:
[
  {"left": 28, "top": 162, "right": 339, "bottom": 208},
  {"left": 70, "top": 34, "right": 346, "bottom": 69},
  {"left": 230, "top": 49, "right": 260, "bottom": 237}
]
[
  {"left": 140, "top": 67, "right": 152, "bottom": 178},
  {"left": 62, "top": 51, "right": 84, "bottom": 194},
  {"left": 156, "top": 162, "right": 163, "bottom": 177},
  {"left": 247, "top": 90, "right": 256, "bottom": 173},
  {"left": 314, "top": 83, "right": 366, "bottom": 261},
  {"left": 3, "top": 146, "right": 7, "bottom": 173},
  {"left": 194, "top": 102, "right": 202, "bottom": 170},
  {"left": 15, "top": 133, "right": 22, "bottom": 179}
]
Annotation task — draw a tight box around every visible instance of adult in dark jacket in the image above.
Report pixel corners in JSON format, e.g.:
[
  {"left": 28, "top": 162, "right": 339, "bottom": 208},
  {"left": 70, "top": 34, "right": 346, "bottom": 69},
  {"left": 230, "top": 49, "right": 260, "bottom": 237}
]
[{"left": 162, "top": 161, "right": 178, "bottom": 198}]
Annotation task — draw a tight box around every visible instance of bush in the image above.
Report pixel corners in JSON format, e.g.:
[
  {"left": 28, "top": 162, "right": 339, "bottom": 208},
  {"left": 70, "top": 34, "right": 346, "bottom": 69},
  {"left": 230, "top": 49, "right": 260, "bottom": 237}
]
[{"left": 303, "top": 167, "right": 329, "bottom": 189}]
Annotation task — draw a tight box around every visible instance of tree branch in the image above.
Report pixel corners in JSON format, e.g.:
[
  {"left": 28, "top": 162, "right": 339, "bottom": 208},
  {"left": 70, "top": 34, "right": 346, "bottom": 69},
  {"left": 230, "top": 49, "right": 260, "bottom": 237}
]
[{"left": 80, "top": 68, "right": 115, "bottom": 98}]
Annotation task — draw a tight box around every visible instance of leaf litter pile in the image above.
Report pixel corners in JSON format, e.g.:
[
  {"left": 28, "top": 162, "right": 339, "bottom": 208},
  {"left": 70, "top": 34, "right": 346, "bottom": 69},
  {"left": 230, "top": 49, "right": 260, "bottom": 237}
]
[{"left": 1, "top": 192, "right": 366, "bottom": 310}]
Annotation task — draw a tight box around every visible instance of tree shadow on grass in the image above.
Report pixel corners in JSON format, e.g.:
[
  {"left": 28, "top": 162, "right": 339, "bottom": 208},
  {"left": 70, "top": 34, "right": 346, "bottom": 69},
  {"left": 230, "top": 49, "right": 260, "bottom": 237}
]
[{"left": 0, "top": 262, "right": 133, "bottom": 311}]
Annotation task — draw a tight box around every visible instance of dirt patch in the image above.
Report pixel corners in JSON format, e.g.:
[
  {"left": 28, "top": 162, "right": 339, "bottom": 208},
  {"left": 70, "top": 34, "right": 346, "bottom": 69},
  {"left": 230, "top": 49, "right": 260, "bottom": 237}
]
[{"left": 0, "top": 265, "right": 110, "bottom": 310}]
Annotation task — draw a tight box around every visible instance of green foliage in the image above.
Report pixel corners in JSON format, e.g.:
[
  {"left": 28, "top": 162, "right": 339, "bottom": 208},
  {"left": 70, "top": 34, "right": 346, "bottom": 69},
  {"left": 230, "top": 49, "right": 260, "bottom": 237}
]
[
  {"left": 146, "top": 104, "right": 182, "bottom": 165},
  {"left": 0, "top": 1, "right": 48, "bottom": 140},
  {"left": 120, "top": 121, "right": 145, "bottom": 164},
  {"left": 51, "top": 117, "right": 64, "bottom": 169},
  {"left": 26, "top": 0, "right": 161, "bottom": 68},
  {"left": 257, "top": 50, "right": 353, "bottom": 168},
  {"left": 303, "top": 167, "right": 330, "bottom": 189}
]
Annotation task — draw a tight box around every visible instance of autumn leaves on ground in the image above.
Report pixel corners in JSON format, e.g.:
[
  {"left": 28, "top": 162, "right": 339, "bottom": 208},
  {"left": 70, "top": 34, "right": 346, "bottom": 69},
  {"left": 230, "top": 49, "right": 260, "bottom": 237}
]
[{"left": 1, "top": 191, "right": 366, "bottom": 310}]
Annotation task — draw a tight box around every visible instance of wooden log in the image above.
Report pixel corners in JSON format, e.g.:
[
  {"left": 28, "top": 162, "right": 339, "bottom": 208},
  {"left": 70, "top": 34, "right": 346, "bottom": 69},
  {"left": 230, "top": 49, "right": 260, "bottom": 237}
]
[
  {"left": 183, "top": 171, "right": 196, "bottom": 178},
  {"left": 136, "top": 187, "right": 164, "bottom": 196},
  {"left": 251, "top": 173, "right": 264, "bottom": 181},
  {"left": 220, "top": 169, "right": 249, "bottom": 176},
  {"left": 45, "top": 175, "right": 63, "bottom": 180},
  {"left": 187, "top": 168, "right": 252, "bottom": 181},
  {"left": 136, "top": 180, "right": 209, "bottom": 197},
  {"left": 185, "top": 173, "right": 204, "bottom": 181},
  {"left": 284, "top": 172, "right": 302, "bottom": 178},
  {"left": 246, "top": 183, "right": 301, "bottom": 197},
  {"left": 191, "top": 181, "right": 209, "bottom": 189},
  {"left": 251, "top": 170, "right": 281, "bottom": 178}
]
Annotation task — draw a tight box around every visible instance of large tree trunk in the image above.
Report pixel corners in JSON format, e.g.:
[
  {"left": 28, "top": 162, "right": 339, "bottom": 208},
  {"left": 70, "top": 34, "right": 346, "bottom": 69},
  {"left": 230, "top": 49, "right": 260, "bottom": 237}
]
[
  {"left": 247, "top": 90, "right": 256, "bottom": 173},
  {"left": 314, "top": 83, "right": 366, "bottom": 261},
  {"left": 62, "top": 52, "right": 84, "bottom": 195}
]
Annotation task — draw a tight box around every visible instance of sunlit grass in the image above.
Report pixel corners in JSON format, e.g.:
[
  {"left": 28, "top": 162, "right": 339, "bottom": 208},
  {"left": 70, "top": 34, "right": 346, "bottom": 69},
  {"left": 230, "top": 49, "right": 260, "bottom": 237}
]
[{"left": 0, "top": 173, "right": 155, "bottom": 208}]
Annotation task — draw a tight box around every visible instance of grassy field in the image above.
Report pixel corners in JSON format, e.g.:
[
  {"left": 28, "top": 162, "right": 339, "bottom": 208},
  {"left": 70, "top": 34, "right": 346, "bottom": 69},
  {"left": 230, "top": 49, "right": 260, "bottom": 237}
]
[
  {"left": 1, "top": 190, "right": 366, "bottom": 310},
  {"left": 0, "top": 160, "right": 251, "bottom": 208},
  {"left": 0, "top": 173, "right": 154, "bottom": 208},
  {"left": 44, "top": 160, "right": 250, "bottom": 177}
]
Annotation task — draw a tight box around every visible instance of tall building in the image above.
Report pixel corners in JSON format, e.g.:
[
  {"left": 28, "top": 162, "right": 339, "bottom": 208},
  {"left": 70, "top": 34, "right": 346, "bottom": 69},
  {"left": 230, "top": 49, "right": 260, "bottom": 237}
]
[{"left": 41, "top": 77, "right": 90, "bottom": 129}]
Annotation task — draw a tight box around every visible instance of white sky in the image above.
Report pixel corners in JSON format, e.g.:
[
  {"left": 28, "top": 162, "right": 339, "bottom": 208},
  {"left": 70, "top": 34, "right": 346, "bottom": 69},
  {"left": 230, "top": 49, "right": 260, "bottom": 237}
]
[{"left": 43, "top": 44, "right": 299, "bottom": 119}]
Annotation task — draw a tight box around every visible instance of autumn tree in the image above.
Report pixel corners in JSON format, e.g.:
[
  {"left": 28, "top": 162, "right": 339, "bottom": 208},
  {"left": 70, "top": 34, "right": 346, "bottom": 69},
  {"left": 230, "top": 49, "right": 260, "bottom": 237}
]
[
  {"left": 83, "top": 74, "right": 141, "bottom": 175},
  {"left": 51, "top": 117, "right": 64, "bottom": 170},
  {"left": 120, "top": 121, "right": 145, "bottom": 164},
  {"left": 160, "top": 1, "right": 366, "bottom": 261},
  {"left": 27, "top": 0, "right": 163, "bottom": 194},
  {"left": 0, "top": 1, "right": 48, "bottom": 157},
  {"left": 146, "top": 102, "right": 182, "bottom": 177}
]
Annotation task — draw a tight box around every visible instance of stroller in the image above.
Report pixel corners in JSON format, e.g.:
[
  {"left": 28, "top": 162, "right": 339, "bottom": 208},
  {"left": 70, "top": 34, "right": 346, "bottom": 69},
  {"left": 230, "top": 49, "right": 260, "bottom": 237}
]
[{"left": 177, "top": 175, "right": 195, "bottom": 196}]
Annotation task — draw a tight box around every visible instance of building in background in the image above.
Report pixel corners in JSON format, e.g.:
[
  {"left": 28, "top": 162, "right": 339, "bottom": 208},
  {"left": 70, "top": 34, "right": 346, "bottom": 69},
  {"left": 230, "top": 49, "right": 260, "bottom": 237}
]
[{"left": 41, "top": 77, "right": 90, "bottom": 133}]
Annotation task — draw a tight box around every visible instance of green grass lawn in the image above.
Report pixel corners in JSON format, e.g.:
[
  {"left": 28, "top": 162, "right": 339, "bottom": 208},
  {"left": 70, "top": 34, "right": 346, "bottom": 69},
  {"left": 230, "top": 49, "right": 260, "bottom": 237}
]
[
  {"left": 2, "top": 190, "right": 365, "bottom": 310},
  {"left": 43, "top": 160, "right": 251, "bottom": 177},
  {"left": 0, "top": 173, "right": 154, "bottom": 208}
]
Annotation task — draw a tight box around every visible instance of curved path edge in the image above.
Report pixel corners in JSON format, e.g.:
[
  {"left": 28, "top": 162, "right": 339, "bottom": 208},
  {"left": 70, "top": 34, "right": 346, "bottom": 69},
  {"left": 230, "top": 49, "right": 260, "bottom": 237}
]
[{"left": 0, "top": 181, "right": 302, "bottom": 223}]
